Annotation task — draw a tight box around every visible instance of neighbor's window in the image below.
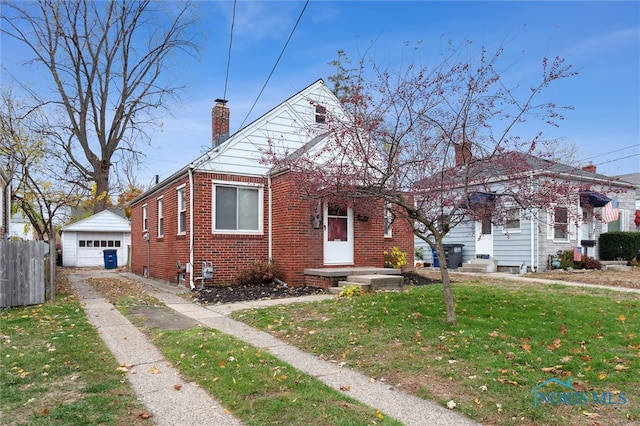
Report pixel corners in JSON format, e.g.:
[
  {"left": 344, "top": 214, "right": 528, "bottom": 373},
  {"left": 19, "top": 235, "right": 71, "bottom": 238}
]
[
  {"left": 157, "top": 197, "right": 164, "bottom": 237},
  {"left": 553, "top": 206, "right": 569, "bottom": 240},
  {"left": 504, "top": 208, "right": 521, "bottom": 231},
  {"left": 213, "top": 182, "right": 262, "bottom": 232},
  {"left": 384, "top": 202, "right": 393, "bottom": 238},
  {"left": 315, "top": 104, "right": 326, "bottom": 123},
  {"left": 177, "top": 186, "right": 186, "bottom": 234},
  {"left": 142, "top": 204, "right": 148, "bottom": 231}
]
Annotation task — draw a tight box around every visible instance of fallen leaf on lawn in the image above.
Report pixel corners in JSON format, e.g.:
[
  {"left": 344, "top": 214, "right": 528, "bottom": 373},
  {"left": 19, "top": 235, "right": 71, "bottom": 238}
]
[
  {"left": 547, "top": 338, "right": 562, "bottom": 350},
  {"left": 618, "top": 314, "right": 626, "bottom": 323},
  {"left": 560, "top": 356, "right": 572, "bottom": 363},
  {"left": 447, "top": 400, "right": 457, "bottom": 409},
  {"left": 340, "top": 384, "right": 351, "bottom": 391},
  {"left": 149, "top": 366, "right": 160, "bottom": 374},
  {"left": 40, "top": 407, "right": 49, "bottom": 415},
  {"left": 582, "top": 411, "right": 600, "bottom": 418},
  {"left": 488, "top": 330, "right": 499, "bottom": 338},
  {"left": 598, "top": 373, "right": 607, "bottom": 380},
  {"left": 541, "top": 366, "right": 563, "bottom": 374},
  {"left": 521, "top": 342, "right": 531, "bottom": 352},
  {"left": 614, "top": 364, "right": 629, "bottom": 371},
  {"left": 474, "top": 397, "right": 483, "bottom": 408},
  {"left": 572, "top": 382, "right": 586, "bottom": 392},
  {"left": 139, "top": 412, "right": 153, "bottom": 419},
  {"left": 369, "top": 377, "right": 376, "bottom": 383},
  {"left": 375, "top": 410, "right": 385, "bottom": 419}
]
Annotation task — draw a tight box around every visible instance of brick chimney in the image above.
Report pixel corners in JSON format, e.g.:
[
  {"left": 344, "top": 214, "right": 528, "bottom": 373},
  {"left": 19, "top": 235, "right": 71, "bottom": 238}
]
[
  {"left": 212, "top": 99, "right": 229, "bottom": 147},
  {"left": 582, "top": 162, "right": 596, "bottom": 174},
  {"left": 454, "top": 141, "right": 472, "bottom": 166}
]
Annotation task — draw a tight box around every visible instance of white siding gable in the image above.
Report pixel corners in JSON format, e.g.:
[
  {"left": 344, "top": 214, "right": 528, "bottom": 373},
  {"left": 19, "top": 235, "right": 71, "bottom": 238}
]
[
  {"left": 196, "top": 80, "right": 341, "bottom": 176},
  {"left": 62, "top": 210, "right": 131, "bottom": 232}
]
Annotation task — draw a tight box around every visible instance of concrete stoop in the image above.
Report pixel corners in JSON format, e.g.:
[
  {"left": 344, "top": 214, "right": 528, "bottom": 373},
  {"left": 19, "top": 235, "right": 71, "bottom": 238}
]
[
  {"left": 458, "top": 258, "right": 498, "bottom": 273},
  {"left": 329, "top": 274, "right": 404, "bottom": 294}
]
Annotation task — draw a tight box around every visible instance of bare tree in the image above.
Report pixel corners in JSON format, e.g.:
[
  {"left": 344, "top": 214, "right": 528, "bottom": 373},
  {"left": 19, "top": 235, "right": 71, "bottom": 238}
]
[
  {"left": 0, "top": 89, "right": 85, "bottom": 240},
  {"left": 1, "top": 0, "right": 198, "bottom": 213},
  {"left": 264, "top": 42, "right": 589, "bottom": 324}
]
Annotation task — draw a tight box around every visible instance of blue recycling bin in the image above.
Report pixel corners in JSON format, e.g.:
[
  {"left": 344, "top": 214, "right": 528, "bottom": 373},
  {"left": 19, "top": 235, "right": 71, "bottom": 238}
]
[
  {"left": 431, "top": 248, "right": 440, "bottom": 267},
  {"left": 431, "top": 244, "right": 464, "bottom": 269},
  {"left": 103, "top": 249, "right": 118, "bottom": 269}
]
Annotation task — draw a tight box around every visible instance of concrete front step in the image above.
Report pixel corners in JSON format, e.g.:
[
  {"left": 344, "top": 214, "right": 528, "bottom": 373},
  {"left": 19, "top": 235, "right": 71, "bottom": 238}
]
[
  {"left": 346, "top": 274, "right": 404, "bottom": 291},
  {"left": 459, "top": 259, "right": 498, "bottom": 273}
]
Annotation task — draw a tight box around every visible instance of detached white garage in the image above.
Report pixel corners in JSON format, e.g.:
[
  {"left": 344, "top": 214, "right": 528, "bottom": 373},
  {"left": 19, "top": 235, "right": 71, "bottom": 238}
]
[{"left": 61, "top": 210, "right": 131, "bottom": 268}]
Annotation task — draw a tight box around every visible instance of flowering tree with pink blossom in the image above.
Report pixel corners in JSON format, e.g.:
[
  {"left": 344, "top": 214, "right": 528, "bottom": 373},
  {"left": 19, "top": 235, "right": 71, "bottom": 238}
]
[{"left": 264, "top": 42, "right": 599, "bottom": 324}]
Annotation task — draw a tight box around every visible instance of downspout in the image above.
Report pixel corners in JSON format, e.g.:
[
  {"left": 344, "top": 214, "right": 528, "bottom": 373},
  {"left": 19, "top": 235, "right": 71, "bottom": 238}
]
[
  {"left": 188, "top": 165, "right": 195, "bottom": 289},
  {"left": 268, "top": 174, "right": 273, "bottom": 262},
  {"left": 530, "top": 213, "right": 536, "bottom": 272}
]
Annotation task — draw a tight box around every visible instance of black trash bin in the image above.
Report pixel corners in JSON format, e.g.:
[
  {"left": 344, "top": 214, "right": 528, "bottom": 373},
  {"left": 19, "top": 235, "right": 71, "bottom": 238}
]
[
  {"left": 442, "top": 244, "right": 464, "bottom": 269},
  {"left": 103, "top": 249, "right": 118, "bottom": 269}
]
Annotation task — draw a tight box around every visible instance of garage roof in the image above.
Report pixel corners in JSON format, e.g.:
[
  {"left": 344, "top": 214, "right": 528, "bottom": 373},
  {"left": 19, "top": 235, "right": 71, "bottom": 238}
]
[{"left": 62, "top": 210, "right": 131, "bottom": 233}]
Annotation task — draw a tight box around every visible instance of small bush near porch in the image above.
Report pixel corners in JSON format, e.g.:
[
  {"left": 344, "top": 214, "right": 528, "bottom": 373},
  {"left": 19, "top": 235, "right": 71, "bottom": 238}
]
[{"left": 234, "top": 278, "right": 639, "bottom": 425}]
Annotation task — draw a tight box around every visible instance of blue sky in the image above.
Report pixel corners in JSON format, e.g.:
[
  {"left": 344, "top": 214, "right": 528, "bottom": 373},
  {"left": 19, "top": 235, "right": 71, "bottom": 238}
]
[{"left": 2, "top": 1, "right": 639, "bottom": 187}]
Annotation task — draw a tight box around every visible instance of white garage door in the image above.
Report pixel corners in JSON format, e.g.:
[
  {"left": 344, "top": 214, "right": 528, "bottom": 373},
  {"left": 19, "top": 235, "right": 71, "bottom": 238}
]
[{"left": 76, "top": 232, "right": 124, "bottom": 267}]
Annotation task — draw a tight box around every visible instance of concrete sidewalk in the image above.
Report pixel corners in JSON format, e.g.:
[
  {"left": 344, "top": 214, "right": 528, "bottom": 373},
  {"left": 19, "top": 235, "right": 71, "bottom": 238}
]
[
  {"left": 70, "top": 270, "right": 479, "bottom": 426},
  {"left": 68, "top": 272, "right": 243, "bottom": 426}
]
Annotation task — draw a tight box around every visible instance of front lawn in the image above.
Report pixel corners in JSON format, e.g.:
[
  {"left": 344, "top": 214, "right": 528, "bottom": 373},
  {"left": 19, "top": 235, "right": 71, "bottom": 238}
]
[
  {"left": 233, "top": 279, "right": 639, "bottom": 425},
  {"left": 0, "top": 290, "right": 152, "bottom": 426}
]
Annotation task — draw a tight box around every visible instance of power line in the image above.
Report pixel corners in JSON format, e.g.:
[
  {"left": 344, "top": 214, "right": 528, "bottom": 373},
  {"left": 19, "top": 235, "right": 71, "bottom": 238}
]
[
  {"left": 223, "top": 0, "right": 237, "bottom": 101},
  {"left": 593, "top": 153, "right": 640, "bottom": 167},
  {"left": 238, "top": 0, "right": 310, "bottom": 130},
  {"left": 577, "top": 143, "right": 639, "bottom": 164}
]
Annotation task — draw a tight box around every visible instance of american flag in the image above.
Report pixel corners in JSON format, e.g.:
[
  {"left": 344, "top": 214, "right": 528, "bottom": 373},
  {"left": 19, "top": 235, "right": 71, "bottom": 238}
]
[{"left": 603, "top": 198, "right": 619, "bottom": 223}]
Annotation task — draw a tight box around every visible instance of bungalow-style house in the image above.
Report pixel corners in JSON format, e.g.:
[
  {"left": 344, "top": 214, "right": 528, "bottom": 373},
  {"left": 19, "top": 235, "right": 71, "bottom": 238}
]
[
  {"left": 0, "top": 167, "right": 9, "bottom": 240},
  {"left": 129, "top": 80, "right": 413, "bottom": 288},
  {"left": 415, "top": 151, "right": 636, "bottom": 273},
  {"left": 61, "top": 209, "right": 131, "bottom": 268}
]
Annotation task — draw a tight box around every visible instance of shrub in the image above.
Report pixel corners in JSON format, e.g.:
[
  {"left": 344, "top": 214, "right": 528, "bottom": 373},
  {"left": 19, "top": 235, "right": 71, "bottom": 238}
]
[
  {"left": 384, "top": 246, "right": 408, "bottom": 269},
  {"left": 234, "top": 261, "right": 281, "bottom": 286},
  {"left": 599, "top": 231, "right": 640, "bottom": 261},
  {"left": 339, "top": 285, "right": 364, "bottom": 298},
  {"left": 557, "top": 250, "right": 576, "bottom": 270},
  {"left": 582, "top": 256, "right": 602, "bottom": 270}
]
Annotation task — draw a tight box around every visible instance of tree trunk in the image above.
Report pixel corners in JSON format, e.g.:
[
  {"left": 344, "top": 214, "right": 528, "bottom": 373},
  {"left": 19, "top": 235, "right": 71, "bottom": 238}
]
[
  {"left": 93, "top": 161, "right": 110, "bottom": 213},
  {"left": 435, "top": 244, "right": 456, "bottom": 324}
]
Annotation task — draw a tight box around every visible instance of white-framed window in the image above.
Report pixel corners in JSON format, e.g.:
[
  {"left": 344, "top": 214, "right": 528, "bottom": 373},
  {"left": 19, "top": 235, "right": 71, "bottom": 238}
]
[
  {"left": 503, "top": 208, "right": 521, "bottom": 232},
  {"left": 212, "top": 181, "right": 262, "bottom": 233},
  {"left": 177, "top": 185, "right": 186, "bottom": 234},
  {"left": 315, "top": 104, "right": 327, "bottom": 123},
  {"left": 554, "top": 206, "right": 569, "bottom": 240},
  {"left": 605, "top": 209, "right": 627, "bottom": 232},
  {"left": 384, "top": 202, "right": 393, "bottom": 238},
  {"left": 157, "top": 196, "right": 164, "bottom": 237},
  {"left": 142, "top": 204, "right": 148, "bottom": 232}
]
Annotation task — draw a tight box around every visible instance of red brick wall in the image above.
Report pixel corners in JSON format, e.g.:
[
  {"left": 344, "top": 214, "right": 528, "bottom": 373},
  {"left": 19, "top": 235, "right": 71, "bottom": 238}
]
[{"left": 131, "top": 170, "right": 414, "bottom": 288}]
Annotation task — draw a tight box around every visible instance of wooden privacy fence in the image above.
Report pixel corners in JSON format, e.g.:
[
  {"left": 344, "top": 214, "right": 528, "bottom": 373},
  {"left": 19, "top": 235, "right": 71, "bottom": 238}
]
[{"left": 0, "top": 241, "right": 46, "bottom": 308}]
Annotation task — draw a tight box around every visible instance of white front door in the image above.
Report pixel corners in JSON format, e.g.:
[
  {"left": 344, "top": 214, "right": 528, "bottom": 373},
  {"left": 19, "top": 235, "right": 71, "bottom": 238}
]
[
  {"left": 475, "top": 218, "right": 493, "bottom": 257},
  {"left": 324, "top": 204, "right": 354, "bottom": 265}
]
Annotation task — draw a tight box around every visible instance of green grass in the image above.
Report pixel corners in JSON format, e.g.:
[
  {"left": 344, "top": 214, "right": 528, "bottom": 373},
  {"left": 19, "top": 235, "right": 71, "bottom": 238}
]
[
  {"left": 232, "top": 280, "right": 640, "bottom": 425},
  {"left": 152, "top": 328, "right": 402, "bottom": 425},
  {"left": 0, "top": 295, "right": 152, "bottom": 426}
]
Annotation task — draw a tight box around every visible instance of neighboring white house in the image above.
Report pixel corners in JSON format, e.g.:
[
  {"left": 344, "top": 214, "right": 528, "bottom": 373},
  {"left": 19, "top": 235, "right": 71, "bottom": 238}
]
[
  {"left": 415, "top": 156, "right": 636, "bottom": 272},
  {"left": 61, "top": 210, "right": 131, "bottom": 268},
  {"left": 9, "top": 211, "right": 35, "bottom": 241}
]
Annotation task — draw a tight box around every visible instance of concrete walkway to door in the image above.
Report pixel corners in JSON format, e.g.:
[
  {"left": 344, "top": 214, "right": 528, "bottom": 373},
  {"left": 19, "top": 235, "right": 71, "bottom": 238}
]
[{"left": 69, "top": 269, "right": 480, "bottom": 426}]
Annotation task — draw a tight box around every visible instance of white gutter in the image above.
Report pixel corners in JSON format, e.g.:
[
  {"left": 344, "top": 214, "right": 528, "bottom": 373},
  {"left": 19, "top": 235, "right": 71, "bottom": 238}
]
[
  {"left": 268, "top": 175, "right": 273, "bottom": 261},
  {"left": 188, "top": 165, "right": 195, "bottom": 289}
]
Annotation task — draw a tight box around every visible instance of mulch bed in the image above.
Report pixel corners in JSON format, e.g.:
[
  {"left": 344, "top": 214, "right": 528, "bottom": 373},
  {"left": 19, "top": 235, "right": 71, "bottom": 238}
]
[{"left": 193, "top": 272, "right": 441, "bottom": 305}]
